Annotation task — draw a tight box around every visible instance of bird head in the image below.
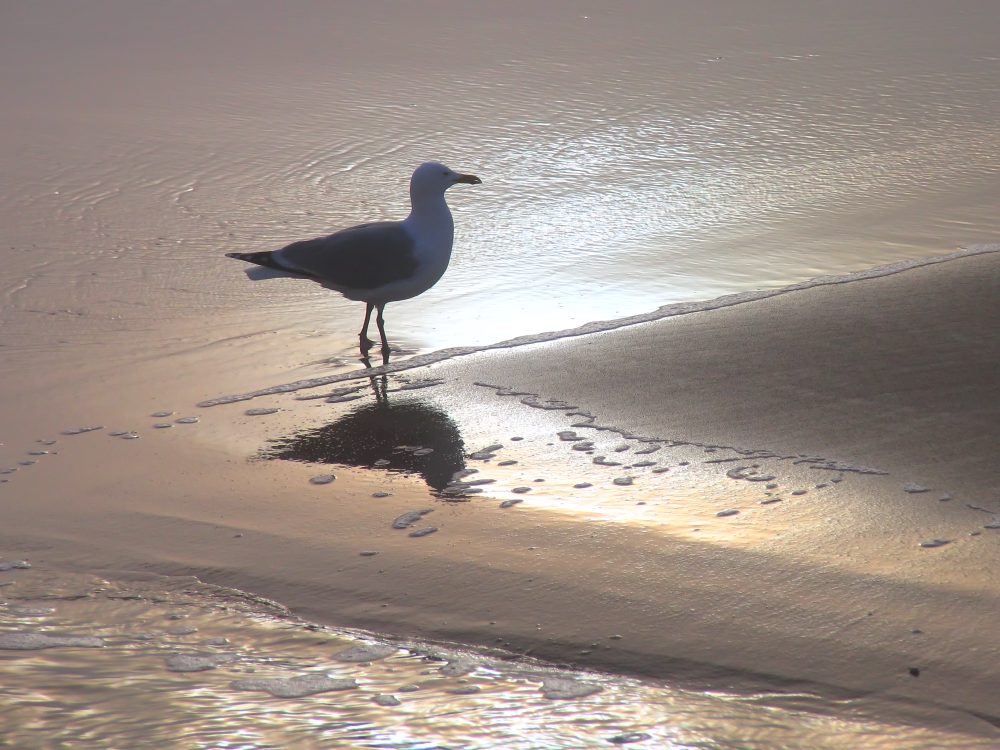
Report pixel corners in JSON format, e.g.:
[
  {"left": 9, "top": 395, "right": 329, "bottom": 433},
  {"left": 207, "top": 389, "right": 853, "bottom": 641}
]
[{"left": 410, "top": 162, "right": 482, "bottom": 198}]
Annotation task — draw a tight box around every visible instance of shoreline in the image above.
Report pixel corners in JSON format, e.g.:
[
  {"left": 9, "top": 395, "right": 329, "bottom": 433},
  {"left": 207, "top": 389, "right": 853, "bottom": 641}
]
[{"left": 2, "top": 246, "right": 1000, "bottom": 739}]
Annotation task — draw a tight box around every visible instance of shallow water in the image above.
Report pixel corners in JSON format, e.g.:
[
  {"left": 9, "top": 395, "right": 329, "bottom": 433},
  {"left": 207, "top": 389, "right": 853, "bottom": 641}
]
[
  {"left": 2, "top": 1, "right": 999, "bottom": 356},
  {"left": 1, "top": 566, "right": 992, "bottom": 749}
]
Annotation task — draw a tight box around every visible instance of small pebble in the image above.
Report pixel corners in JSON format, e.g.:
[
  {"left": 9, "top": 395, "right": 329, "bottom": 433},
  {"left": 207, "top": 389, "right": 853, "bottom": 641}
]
[
  {"left": 500, "top": 499, "right": 523, "bottom": 509},
  {"left": 175, "top": 416, "right": 199, "bottom": 424},
  {"left": 716, "top": 509, "right": 740, "bottom": 517},
  {"left": 372, "top": 491, "right": 391, "bottom": 498},
  {"left": 359, "top": 551, "right": 379, "bottom": 557},
  {"left": 574, "top": 482, "right": 593, "bottom": 489},
  {"left": 408, "top": 526, "right": 438, "bottom": 538},
  {"left": 919, "top": 539, "right": 951, "bottom": 548},
  {"left": 310, "top": 474, "right": 336, "bottom": 485},
  {"left": 612, "top": 477, "right": 633, "bottom": 486},
  {"left": 392, "top": 510, "right": 432, "bottom": 529},
  {"left": 245, "top": 408, "right": 278, "bottom": 416},
  {"left": 373, "top": 694, "right": 401, "bottom": 707},
  {"left": 904, "top": 483, "right": 929, "bottom": 493},
  {"left": 151, "top": 411, "right": 174, "bottom": 418},
  {"left": 511, "top": 486, "right": 532, "bottom": 494},
  {"left": 610, "top": 733, "right": 652, "bottom": 745}
]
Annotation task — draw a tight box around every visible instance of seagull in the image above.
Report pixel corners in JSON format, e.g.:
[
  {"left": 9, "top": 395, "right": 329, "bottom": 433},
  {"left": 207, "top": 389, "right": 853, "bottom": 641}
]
[{"left": 226, "top": 161, "right": 482, "bottom": 358}]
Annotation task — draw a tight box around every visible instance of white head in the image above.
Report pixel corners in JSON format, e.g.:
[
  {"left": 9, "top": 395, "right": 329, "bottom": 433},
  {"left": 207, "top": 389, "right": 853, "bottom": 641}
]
[{"left": 409, "top": 161, "right": 482, "bottom": 201}]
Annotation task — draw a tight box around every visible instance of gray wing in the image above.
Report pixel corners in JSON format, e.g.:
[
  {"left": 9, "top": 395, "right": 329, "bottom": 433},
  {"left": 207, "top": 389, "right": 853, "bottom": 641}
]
[{"left": 276, "top": 221, "right": 418, "bottom": 290}]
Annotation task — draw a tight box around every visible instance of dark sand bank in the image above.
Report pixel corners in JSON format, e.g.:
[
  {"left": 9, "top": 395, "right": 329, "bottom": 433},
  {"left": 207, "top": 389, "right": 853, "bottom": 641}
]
[{"left": 432, "top": 248, "right": 1000, "bottom": 499}]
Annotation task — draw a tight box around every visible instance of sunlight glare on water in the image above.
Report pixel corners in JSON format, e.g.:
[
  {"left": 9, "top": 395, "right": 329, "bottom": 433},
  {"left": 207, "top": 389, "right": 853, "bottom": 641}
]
[{"left": 0, "top": 567, "right": 988, "bottom": 750}]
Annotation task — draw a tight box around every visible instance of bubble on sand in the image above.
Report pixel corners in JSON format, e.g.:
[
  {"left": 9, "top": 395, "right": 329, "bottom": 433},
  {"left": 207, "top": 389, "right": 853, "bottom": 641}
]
[
  {"left": 333, "top": 643, "right": 397, "bottom": 662},
  {"left": 175, "top": 416, "right": 200, "bottom": 424},
  {"left": 521, "top": 396, "right": 577, "bottom": 411},
  {"left": 726, "top": 466, "right": 776, "bottom": 482},
  {"left": 541, "top": 676, "right": 603, "bottom": 700},
  {"left": 18, "top": 460, "right": 37, "bottom": 466},
  {"left": 412, "top": 447, "right": 435, "bottom": 456},
  {"left": 0, "top": 468, "right": 16, "bottom": 475},
  {"left": 612, "top": 477, "right": 633, "bottom": 486},
  {"left": 27, "top": 450, "right": 51, "bottom": 456},
  {"left": 396, "top": 377, "right": 445, "bottom": 391},
  {"left": 230, "top": 674, "right": 358, "bottom": 698},
  {"left": 373, "top": 694, "right": 401, "bottom": 706},
  {"left": 359, "top": 550, "right": 379, "bottom": 557},
  {"left": 511, "top": 486, "right": 532, "bottom": 494},
  {"left": 939, "top": 493, "right": 953, "bottom": 502},
  {"left": 310, "top": 474, "right": 336, "bottom": 485},
  {"left": 5, "top": 605, "right": 54, "bottom": 617},
  {"left": 374, "top": 459, "right": 391, "bottom": 467},
  {"left": 245, "top": 408, "right": 279, "bottom": 416},
  {"left": 152, "top": 423, "right": 172, "bottom": 429},
  {"left": 151, "top": 411, "right": 174, "bottom": 418},
  {"left": 62, "top": 426, "right": 103, "bottom": 435},
  {"left": 0, "top": 632, "right": 104, "bottom": 650},
  {"left": 716, "top": 509, "right": 740, "bottom": 517},
  {"left": 470, "top": 443, "right": 504, "bottom": 460},
  {"left": 574, "top": 482, "right": 593, "bottom": 489},
  {"left": 392, "top": 509, "right": 433, "bottom": 529},
  {"left": 0, "top": 561, "right": 31, "bottom": 571},
  {"left": 409, "top": 527, "right": 438, "bottom": 538},
  {"left": 760, "top": 497, "right": 783, "bottom": 505},
  {"left": 919, "top": 539, "right": 951, "bottom": 548},
  {"left": 438, "top": 658, "right": 478, "bottom": 676},
  {"left": 904, "top": 483, "right": 930, "bottom": 493},
  {"left": 610, "top": 732, "right": 652, "bottom": 745},
  {"left": 120, "top": 432, "right": 140, "bottom": 440},
  {"left": 165, "top": 652, "right": 236, "bottom": 672},
  {"left": 500, "top": 499, "right": 523, "bottom": 508}
]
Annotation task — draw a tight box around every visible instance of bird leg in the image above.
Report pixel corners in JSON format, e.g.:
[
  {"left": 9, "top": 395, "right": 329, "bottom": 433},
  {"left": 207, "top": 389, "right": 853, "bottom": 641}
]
[
  {"left": 375, "top": 303, "right": 391, "bottom": 358},
  {"left": 359, "top": 302, "right": 376, "bottom": 353}
]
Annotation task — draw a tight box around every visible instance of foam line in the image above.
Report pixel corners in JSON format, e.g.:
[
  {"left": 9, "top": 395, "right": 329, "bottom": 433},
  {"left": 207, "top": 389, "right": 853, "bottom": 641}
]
[{"left": 198, "top": 244, "right": 1000, "bottom": 407}]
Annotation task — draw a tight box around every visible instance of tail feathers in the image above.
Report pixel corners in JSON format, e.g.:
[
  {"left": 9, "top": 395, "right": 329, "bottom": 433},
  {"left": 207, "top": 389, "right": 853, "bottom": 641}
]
[
  {"left": 226, "top": 250, "right": 305, "bottom": 282},
  {"left": 226, "top": 250, "right": 282, "bottom": 269}
]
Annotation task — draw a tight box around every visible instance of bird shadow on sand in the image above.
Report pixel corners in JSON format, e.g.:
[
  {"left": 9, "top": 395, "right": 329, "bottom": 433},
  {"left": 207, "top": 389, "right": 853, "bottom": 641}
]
[{"left": 260, "top": 374, "right": 467, "bottom": 492}]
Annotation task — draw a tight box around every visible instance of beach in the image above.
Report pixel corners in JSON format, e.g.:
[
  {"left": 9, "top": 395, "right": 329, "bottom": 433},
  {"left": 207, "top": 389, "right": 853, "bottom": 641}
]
[{"left": 3, "top": 2, "right": 1000, "bottom": 747}]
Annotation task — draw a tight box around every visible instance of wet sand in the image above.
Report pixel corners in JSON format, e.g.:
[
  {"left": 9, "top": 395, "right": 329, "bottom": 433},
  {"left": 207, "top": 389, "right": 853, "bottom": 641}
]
[{"left": 3, "top": 249, "right": 1000, "bottom": 743}]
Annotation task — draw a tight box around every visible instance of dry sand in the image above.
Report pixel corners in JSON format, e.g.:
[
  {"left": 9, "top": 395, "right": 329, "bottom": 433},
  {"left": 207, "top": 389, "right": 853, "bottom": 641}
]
[{"left": 2, "top": 249, "right": 1000, "bottom": 740}]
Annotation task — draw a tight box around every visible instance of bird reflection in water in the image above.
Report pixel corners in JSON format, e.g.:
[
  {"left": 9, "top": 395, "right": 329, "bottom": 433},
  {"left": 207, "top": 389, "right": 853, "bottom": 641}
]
[{"left": 263, "top": 373, "right": 466, "bottom": 492}]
